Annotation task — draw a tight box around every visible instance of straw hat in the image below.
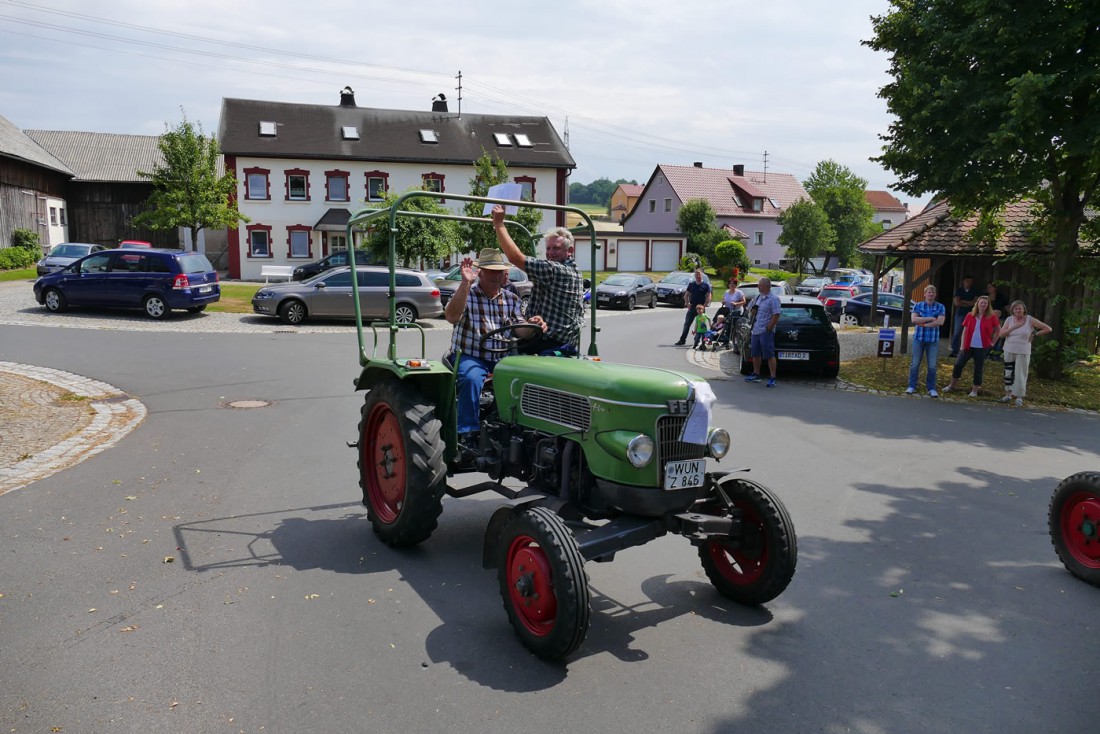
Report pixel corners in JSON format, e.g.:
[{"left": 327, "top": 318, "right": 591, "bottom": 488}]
[{"left": 475, "top": 248, "right": 510, "bottom": 270}]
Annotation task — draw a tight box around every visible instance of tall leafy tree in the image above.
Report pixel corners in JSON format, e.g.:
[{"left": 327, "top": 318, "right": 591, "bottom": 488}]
[
  {"left": 132, "top": 114, "right": 247, "bottom": 251},
  {"left": 676, "top": 199, "right": 719, "bottom": 249},
  {"left": 802, "top": 160, "right": 876, "bottom": 267},
  {"left": 363, "top": 188, "right": 462, "bottom": 267},
  {"left": 866, "top": 0, "right": 1100, "bottom": 377},
  {"left": 776, "top": 199, "right": 836, "bottom": 277},
  {"left": 460, "top": 152, "right": 544, "bottom": 256}
]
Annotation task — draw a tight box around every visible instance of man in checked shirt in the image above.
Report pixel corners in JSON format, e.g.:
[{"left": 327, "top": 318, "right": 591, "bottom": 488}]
[
  {"left": 445, "top": 248, "right": 546, "bottom": 450},
  {"left": 491, "top": 204, "right": 584, "bottom": 355}
]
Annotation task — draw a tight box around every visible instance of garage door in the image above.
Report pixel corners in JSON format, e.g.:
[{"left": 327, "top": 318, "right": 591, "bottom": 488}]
[
  {"left": 651, "top": 241, "right": 681, "bottom": 271},
  {"left": 573, "top": 236, "right": 597, "bottom": 271},
  {"left": 617, "top": 240, "right": 647, "bottom": 271}
]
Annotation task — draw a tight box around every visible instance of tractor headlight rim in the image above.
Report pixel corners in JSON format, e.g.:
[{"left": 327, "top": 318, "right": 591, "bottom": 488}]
[
  {"left": 708, "top": 428, "right": 730, "bottom": 459},
  {"left": 626, "top": 435, "right": 655, "bottom": 467}
]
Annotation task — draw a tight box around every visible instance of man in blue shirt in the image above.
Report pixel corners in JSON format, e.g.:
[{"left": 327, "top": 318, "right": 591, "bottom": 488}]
[
  {"left": 744, "top": 278, "right": 782, "bottom": 387},
  {"left": 907, "top": 284, "right": 946, "bottom": 397},
  {"left": 949, "top": 274, "right": 979, "bottom": 357},
  {"left": 675, "top": 269, "right": 712, "bottom": 345}
]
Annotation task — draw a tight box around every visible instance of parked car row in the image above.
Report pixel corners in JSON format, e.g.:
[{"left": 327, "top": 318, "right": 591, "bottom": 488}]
[
  {"left": 433, "top": 264, "right": 533, "bottom": 313},
  {"left": 824, "top": 292, "right": 915, "bottom": 327}
]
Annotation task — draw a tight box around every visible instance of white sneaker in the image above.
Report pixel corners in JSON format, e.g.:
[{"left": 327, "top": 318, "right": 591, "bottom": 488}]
[
  {"left": 942, "top": 385, "right": 953, "bottom": 393},
  {"left": 968, "top": 389, "right": 979, "bottom": 397},
  {"left": 905, "top": 387, "right": 915, "bottom": 394},
  {"left": 1015, "top": 397, "right": 1024, "bottom": 407},
  {"left": 929, "top": 389, "right": 939, "bottom": 398},
  {"left": 1000, "top": 395, "right": 1013, "bottom": 403}
]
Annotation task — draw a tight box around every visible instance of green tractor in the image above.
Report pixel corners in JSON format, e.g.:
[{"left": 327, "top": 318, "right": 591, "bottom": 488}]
[{"left": 348, "top": 193, "right": 797, "bottom": 660}]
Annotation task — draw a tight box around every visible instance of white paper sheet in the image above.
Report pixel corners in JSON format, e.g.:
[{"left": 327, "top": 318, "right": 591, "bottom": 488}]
[{"left": 483, "top": 183, "right": 524, "bottom": 215}]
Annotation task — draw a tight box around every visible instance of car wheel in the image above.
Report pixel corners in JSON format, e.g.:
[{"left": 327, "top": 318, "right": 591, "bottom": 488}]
[
  {"left": 143, "top": 294, "right": 168, "bottom": 320},
  {"left": 520, "top": 294, "right": 531, "bottom": 317},
  {"left": 358, "top": 378, "right": 446, "bottom": 547},
  {"left": 840, "top": 313, "right": 861, "bottom": 327},
  {"left": 187, "top": 305, "right": 206, "bottom": 314},
  {"left": 1049, "top": 472, "right": 1100, "bottom": 587},
  {"left": 699, "top": 479, "right": 797, "bottom": 605},
  {"left": 498, "top": 506, "right": 590, "bottom": 661},
  {"left": 822, "top": 363, "right": 840, "bottom": 379},
  {"left": 278, "top": 300, "right": 307, "bottom": 325},
  {"left": 43, "top": 288, "right": 68, "bottom": 313},
  {"left": 394, "top": 303, "right": 418, "bottom": 324},
  {"left": 627, "top": 295, "right": 636, "bottom": 311}
]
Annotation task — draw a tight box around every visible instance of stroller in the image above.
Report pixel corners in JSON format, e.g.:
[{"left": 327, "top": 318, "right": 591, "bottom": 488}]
[{"left": 704, "top": 306, "right": 740, "bottom": 350}]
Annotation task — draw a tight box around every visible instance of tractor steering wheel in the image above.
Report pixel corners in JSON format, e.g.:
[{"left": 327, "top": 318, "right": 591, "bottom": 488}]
[{"left": 479, "top": 322, "right": 543, "bottom": 355}]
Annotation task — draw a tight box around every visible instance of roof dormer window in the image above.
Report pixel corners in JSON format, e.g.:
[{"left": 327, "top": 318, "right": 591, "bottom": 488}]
[
  {"left": 419, "top": 129, "right": 439, "bottom": 144},
  {"left": 493, "top": 132, "right": 512, "bottom": 146},
  {"left": 258, "top": 121, "right": 277, "bottom": 137},
  {"left": 752, "top": 198, "right": 763, "bottom": 212},
  {"left": 341, "top": 126, "right": 359, "bottom": 140}
]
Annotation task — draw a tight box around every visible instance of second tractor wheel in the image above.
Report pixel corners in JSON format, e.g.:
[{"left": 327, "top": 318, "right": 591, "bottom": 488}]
[
  {"left": 358, "top": 379, "right": 447, "bottom": 547},
  {"left": 1049, "top": 471, "right": 1100, "bottom": 587},
  {"left": 497, "top": 507, "right": 591, "bottom": 660}
]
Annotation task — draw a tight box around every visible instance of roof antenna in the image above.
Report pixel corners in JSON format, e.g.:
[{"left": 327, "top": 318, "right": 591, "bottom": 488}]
[
  {"left": 762, "top": 150, "right": 769, "bottom": 182},
  {"left": 564, "top": 116, "right": 570, "bottom": 149},
  {"left": 455, "top": 70, "right": 462, "bottom": 118}
]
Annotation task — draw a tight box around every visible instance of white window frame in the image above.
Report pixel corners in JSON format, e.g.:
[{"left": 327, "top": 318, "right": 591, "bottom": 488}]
[
  {"left": 648, "top": 199, "right": 656, "bottom": 213},
  {"left": 287, "top": 174, "right": 308, "bottom": 201},
  {"left": 327, "top": 174, "right": 348, "bottom": 202},
  {"left": 247, "top": 172, "right": 268, "bottom": 200},
  {"left": 290, "top": 230, "right": 310, "bottom": 258},
  {"left": 367, "top": 177, "right": 386, "bottom": 202},
  {"left": 754, "top": 231, "right": 764, "bottom": 246},
  {"left": 664, "top": 198, "right": 672, "bottom": 212},
  {"left": 250, "top": 230, "right": 270, "bottom": 257}
]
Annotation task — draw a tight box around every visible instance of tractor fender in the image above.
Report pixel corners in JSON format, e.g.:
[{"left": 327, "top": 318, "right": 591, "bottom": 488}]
[{"left": 482, "top": 497, "right": 543, "bottom": 569}]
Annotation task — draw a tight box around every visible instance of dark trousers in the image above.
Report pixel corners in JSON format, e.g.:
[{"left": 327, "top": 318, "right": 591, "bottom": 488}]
[
  {"left": 679, "top": 307, "right": 700, "bottom": 342},
  {"left": 952, "top": 347, "right": 988, "bottom": 386}
]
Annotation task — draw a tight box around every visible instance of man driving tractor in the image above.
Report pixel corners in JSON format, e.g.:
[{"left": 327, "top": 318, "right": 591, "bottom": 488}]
[{"left": 444, "top": 248, "right": 546, "bottom": 456}]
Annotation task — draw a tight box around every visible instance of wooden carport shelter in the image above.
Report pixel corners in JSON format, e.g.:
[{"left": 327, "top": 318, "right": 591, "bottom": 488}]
[{"left": 858, "top": 199, "right": 1099, "bottom": 355}]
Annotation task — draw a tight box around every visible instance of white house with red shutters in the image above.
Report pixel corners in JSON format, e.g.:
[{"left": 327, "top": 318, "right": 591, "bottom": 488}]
[{"left": 218, "top": 88, "right": 575, "bottom": 281}]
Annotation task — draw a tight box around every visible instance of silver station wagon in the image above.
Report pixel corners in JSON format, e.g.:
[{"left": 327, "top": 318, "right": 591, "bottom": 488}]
[{"left": 251, "top": 266, "right": 443, "bottom": 325}]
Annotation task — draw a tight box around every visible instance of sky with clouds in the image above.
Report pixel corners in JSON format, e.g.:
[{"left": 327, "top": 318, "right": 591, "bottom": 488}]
[{"left": 0, "top": 0, "right": 930, "bottom": 211}]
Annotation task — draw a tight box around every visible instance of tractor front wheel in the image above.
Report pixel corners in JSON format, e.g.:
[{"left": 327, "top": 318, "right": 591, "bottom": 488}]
[
  {"left": 1049, "top": 472, "right": 1100, "bottom": 587},
  {"left": 699, "top": 479, "right": 797, "bottom": 605},
  {"left": 497, "top": 507, "right": 590, "bottom": 660},
  {"left": 358, "top": 379, "right": 446, "bottom": 547}
]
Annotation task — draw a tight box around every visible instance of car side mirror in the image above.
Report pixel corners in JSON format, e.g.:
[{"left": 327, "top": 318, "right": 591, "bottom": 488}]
[{"left": 314, "top": 282, "right": 326, "bottom": 289}]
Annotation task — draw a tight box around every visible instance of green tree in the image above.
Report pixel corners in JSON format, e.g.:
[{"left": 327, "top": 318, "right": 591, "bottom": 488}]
[
  {"left": 132, "top": 113, "right": 247, "bottom": 251},
  {"left": 867, "top": 0, "right": 1100, "bottom": 378},
  {"left": 802, "top": 160, "right": 877, "bottom": 267},
  {"left": 460, "top": 152, "right": 544, "bottom": 256},
  {"left": 713, "top": 239, "right": 751, "bottom": 280},
  {"left": 676, "top": 199, "right": 719, "bottom": 249},
  {"left": 776, "top": 199, "right": 836, "bottom": 277},
  {"left": 362, "top": 188, "right": 462, "bottom": 267}
]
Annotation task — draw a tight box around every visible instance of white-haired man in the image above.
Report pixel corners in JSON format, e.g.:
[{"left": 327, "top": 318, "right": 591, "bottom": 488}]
[{"left": 491, "top": 205, "right": 583, "bottom": 354}]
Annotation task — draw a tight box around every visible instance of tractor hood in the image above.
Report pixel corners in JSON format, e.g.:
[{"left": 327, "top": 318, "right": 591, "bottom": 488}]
[{"left": 492, "top": 356, "right": 704, "bottom": 408}]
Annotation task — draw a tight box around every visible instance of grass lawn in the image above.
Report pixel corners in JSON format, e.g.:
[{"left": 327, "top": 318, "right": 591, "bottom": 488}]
[
  {"left": 0, "top": 267, "right": 36, "bottom": 282},
  {"left": 207, "top": 282, "right": 262, "bottom": 313},
  {"left": 842, "top": 349, "right": 1100, "bottom": 412}
]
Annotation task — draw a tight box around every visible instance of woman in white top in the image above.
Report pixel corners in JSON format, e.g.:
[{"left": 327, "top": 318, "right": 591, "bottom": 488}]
[{"left": 998, "top": 300, "right": 1052, "bottom": 406}]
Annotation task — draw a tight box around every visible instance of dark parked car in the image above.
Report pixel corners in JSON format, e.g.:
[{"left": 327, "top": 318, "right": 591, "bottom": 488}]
[
  {"left": 734, "top": 295, "right": 840, "bottom": 378},
  {"left": 434, "top": 264, "right": 533, "bottom": 313},
  {"left": 34, "top": 248, "right": 220, "bottom": 319},
  {"left": 826, "top": 292, "right": 914, "bottom": 327},
  {"left": 252, "top": 266, "right": 442, "bottom": 325},
  {"left": 594, "top": 273, "right": 656, "bottom": 310},
  {"left": 654, "top": 271, "right": 710, "bottom": 306},
  {"left": 35, "top": 243, "right": 107, "bottom": 276},
  {"left": 292, "top": 249, "right": 376, "bottom": 281},
  {"left": 794, "top": 276, "right": 832, "bottom": 297}
]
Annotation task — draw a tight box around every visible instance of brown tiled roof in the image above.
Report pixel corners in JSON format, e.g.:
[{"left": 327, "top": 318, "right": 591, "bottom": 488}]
[
  {"left": 0, "top": 114, "right": 72, "bottom": 175},
  {"left": 720, "top": 223, "right": 749, "bottom": 239},
  {"left": 658, "top": 164, "right": 809, "bottom": 217},
  {"left": 865, "top": 190, "right": 907, "bottom": 212},
  {"left": 617, "top": 184, "right": 644, "bottom": 197},
  {"left": 24, "top": 130, "right": 167, "bottom": 182},
  {"left": 218, "top": 98, "right": 575, "bottom": 169},
  {"left": 858, "top": 199, "right": 1050, "bottom": 255}
]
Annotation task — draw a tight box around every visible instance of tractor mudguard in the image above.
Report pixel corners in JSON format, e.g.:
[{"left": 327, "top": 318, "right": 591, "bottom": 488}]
[{"left": 482, "top": 497, "right": 544, "bottom": 569}]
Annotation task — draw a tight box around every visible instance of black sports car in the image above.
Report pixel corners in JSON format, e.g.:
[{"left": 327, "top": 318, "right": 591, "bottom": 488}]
[{"left": 594, "top": 273, "right": 657, "bottom": 310}]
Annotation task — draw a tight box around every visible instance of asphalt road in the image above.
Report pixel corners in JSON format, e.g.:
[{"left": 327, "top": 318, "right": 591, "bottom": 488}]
[{"left": 1, "top": 306, "right": 1098, "bottom": 734}]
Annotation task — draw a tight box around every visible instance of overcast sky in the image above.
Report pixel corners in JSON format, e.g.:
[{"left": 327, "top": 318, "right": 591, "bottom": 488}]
[{"left": 0, "top": 0, "right": 930, "bottom": 211}]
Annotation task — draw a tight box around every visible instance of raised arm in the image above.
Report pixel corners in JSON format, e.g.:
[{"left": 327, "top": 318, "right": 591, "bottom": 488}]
[{"left": 491, "top": 204, "right": 526, "bottom": 271}]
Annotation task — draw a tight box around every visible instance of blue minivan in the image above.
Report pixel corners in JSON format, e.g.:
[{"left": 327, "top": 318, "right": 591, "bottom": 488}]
[{"left": 33, "top": 248, "right": 220, "bottom": 319}]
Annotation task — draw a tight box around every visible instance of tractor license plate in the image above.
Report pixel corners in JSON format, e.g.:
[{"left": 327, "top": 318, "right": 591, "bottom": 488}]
[
  {"left": 664, "top": 459, "right": 705, "bottom": 490},
  {"left": 778, "top": 351, "right": 809, "bottom": 360}
]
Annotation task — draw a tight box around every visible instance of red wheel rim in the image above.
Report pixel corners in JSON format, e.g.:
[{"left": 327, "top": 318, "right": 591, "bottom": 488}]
[
  {"left": 707, "top": 500, "right": 769, "bottom": 585},
  {"left": 363, "top": 403, "right": 406, "bottom": 524},
  {"left": 1060, "top": 491, "right": 1100, "bottom": 568},
  {"left": 506, "top": 535, "right": 557, "bottom": 636}
]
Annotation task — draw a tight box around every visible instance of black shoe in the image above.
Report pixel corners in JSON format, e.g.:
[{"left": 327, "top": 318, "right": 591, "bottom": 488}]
[
  {"left": 675, "top": 340, "right": 686, "bottom": 346},
  {"left": 948, "top": 352, "right": 958, "bottom": 358}
]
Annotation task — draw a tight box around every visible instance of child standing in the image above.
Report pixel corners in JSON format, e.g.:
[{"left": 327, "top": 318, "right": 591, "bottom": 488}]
[{"left": 692, "top": 304, "right": 711, "bottom": 350}]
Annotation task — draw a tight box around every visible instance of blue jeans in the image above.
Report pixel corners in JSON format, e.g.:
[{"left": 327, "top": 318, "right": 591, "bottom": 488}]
[
  {"left": 908, "top": 339, "right": 939, "bottom": 391},
  {"left": 455, "top": 353, "right": 493, "bottom": 433},
  {"left": 950, "top": 312, "right": 966, "bottom": 354}
]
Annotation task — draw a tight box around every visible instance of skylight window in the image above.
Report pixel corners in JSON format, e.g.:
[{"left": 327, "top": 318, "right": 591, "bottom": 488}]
[
  {"left": 419, "top": 129, "right": 438, "bottom": 143},
  {"left": 769, "top": 197, "right": 780, "bottom": 209},
  {"left": 514, "top": 134, "right": 533, "bottom": 147},
  {"left": 493, "top": 132, "right": 512, "bottom": 146},
  {"left": 732, "top": 193, "right": 742, "bottom": 207},
  {"left": 258, "top": 121, "right": 277, "bottom": 137},
  {"left": 341, "top": 126, "right": 359, "bottom": 140}
]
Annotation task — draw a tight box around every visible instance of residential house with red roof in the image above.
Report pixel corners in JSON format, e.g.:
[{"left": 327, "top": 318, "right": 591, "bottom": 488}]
[
  {"left": 865, "top": 189, "right": 909, "bottom": 231},
  {"left": 219, "top": 88, "right": 575, "bottom": 280},
  {"left": 623, "top": 163, "right": 812, "bottom": 269},
  {"left": 609, "top": 183, "right": 643, "bottom": 223}
]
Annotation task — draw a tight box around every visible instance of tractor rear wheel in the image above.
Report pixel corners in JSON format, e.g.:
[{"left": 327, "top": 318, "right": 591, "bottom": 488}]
[
  {"left": 699, "top": 479, "right": 797, "bottom": 605},
  {"left": 497, "top": 507, "right": 590, "bottom": 660},
  {"left": 1049, "top": 472, "right": 1100, "bottom": 587},
  {"left": 358, "top": 379, "right": 446, "bottom": 547}
]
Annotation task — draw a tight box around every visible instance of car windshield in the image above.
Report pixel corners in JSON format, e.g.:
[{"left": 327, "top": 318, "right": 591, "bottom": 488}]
[
  {"left": 778, "top": 306, "right": 831, "bottom": 326},
  {"left": 660, "top": 273, "right": 693, "bottom": 285},
  {"left": 604, "top": 275, "right": 635, "bottom": 286},
  {"left": 49, "top": 244, "right": 91, "bottom": 258},
  {"left": 802, "top": 278, "right": 825, "bottom": 286}
]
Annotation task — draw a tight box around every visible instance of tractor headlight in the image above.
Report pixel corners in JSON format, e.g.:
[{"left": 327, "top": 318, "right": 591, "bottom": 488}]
[
  {"left": 626, "top": 435, "right": 654, "bottom": 467},
  {"left": 708, "top": 428, "right": 730, "bottom": 460}
]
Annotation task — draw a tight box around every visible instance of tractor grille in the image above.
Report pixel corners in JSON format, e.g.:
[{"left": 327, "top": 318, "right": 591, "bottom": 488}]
[
  {"left": 656, "top": 415, "right": 707, "bottom": 480},
  {"left": 520, "top": 384, "right": 591, "bottom": 432}
]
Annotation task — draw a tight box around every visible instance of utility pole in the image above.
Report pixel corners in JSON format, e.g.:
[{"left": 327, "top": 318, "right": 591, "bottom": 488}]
[
  {"left": 564, "top": 116, "right": 570, "bottom": 149},
  {"left": 762, "top": 150, "right": 769, "bottom": 182},
  {"left": 455, "top": 71, "right": 462, "bottom": 117}
]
